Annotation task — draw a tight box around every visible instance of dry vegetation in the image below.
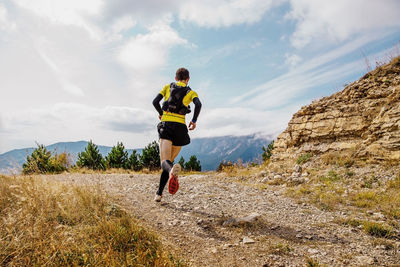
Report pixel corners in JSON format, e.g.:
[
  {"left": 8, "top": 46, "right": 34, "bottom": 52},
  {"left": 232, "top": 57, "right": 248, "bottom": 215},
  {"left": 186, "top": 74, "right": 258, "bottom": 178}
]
[
  {"left": 285, "top": 152, "right": 400, "bottom": 238},
  {"left": 0, "top": 175, "right": 183, "bottom": 266},
  {"left": 217, "top": 160, "right": 270, "bottom": 179}
]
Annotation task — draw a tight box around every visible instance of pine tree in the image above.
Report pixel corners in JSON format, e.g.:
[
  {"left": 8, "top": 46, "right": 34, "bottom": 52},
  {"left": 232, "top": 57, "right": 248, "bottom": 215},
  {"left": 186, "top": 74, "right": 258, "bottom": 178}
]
[
  {"left": 76, "top": 140, "right": 105, "bottom": 170},
  {"left": 262, "top": 140, "right": 274, "bottom": 161},
  {"left": 178, "top": 156, "right": 185, "bottom": 170},
  {"left": 184, "top": 155, "right": 201, "bottom": 171},
  {"left": 22, "top": 144, "right": 52, "bottom": 174},
  {"left": 128, "top": 150, "right": 142, "bottom": 171},
  {"left": 106, "top": 142, "right": 128, "bottom": 169},
  {"left": 140, "top": 141, "right": 160, "bottom": 170}
]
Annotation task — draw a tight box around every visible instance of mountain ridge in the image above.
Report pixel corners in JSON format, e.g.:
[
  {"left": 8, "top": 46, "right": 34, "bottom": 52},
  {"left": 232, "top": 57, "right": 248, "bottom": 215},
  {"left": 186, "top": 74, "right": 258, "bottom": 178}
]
[{"left": 0, "top": 135, "right": 271, "bottom": 174}]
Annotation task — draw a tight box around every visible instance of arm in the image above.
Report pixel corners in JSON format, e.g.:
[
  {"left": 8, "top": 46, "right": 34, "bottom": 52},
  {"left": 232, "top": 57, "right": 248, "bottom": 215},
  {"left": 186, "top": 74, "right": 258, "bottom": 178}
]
[
  {"left": 191, "top": 97, "right": 202, "bottom": 122},
  {"left": 152, "top": 93, "right": 164, "bottom": 117},
  {"left": 188, "top": 97, "right": 202, "bottom": 130}
]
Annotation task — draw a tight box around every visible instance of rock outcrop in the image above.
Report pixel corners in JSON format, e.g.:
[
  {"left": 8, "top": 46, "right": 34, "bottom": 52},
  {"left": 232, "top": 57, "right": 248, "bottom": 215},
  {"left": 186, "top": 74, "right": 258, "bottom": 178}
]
[{"left": 273, "top": 56, "right": 400, "bottom": 162}]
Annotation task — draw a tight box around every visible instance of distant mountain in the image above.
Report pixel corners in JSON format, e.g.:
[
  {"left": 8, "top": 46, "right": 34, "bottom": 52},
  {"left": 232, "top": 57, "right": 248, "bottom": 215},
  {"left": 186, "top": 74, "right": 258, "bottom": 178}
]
[
  {"left": 0, "top": 135, "right": 272, "bottom": 174},
  {"left": 179, "top": 135, "right": 271, "bottom": 170},
  {"left": 0, "top": 141, "right": 140, "bottom": 175}
]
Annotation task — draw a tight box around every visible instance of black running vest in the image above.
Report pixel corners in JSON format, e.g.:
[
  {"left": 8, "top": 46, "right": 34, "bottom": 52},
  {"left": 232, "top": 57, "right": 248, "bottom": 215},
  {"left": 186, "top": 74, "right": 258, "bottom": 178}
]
[{"left": 162, "top": 83, "right": 192, "bottom": 115}]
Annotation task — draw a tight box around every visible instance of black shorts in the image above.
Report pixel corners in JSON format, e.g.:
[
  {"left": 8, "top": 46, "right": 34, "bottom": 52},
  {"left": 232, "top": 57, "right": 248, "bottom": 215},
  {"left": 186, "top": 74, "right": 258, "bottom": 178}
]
[{"left": 157, "top": 121, "right": 190, "bottom": 146}]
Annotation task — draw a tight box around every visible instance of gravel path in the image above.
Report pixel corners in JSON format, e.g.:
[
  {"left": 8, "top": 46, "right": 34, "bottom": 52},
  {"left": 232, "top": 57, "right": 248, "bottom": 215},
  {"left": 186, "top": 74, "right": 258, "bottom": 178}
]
[{"left": 46, "top": 173, "right": 400, "bottom": 266}]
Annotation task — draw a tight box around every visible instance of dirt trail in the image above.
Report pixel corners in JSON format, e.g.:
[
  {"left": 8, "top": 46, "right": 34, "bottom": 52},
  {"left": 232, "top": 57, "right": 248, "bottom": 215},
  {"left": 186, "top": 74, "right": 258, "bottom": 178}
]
[{"left": 48, "top": 173, "right": 400, "bottom": 266}]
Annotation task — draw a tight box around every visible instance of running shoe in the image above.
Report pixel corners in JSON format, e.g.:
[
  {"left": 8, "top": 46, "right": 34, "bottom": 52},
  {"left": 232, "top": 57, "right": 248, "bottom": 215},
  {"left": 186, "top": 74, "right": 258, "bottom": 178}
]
[
  {"left": 168, "top": 163, "right": 181, "bottom": 195},
  {"left": 154, "top": 194, "right": 162, "bottom": 202}
]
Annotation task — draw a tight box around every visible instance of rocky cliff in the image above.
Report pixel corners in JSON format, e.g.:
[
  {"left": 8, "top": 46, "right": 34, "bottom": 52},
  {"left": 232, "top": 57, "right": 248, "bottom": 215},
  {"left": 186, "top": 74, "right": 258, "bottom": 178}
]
[{"left": 273, "top": 56, "right": 400, "bottom": 162}]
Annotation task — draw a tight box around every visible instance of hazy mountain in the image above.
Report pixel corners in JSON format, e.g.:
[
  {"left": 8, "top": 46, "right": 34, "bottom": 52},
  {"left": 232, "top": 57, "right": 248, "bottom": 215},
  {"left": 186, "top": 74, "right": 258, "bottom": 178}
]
[
  {"left": 179, "top": 135, "right": 271, "bottom": 170},
  {"left": 0, "top": 141, "right": 141, "bottom": 175},
  {"left": 0, "top": 135, "right": 272, "bottom": 174}
]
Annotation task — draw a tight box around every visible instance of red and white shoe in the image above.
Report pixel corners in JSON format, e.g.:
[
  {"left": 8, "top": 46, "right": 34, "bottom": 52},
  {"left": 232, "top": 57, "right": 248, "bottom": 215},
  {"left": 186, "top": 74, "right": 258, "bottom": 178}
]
[{"left": 168, "top": 163, "right": 181, "bottom": 195}]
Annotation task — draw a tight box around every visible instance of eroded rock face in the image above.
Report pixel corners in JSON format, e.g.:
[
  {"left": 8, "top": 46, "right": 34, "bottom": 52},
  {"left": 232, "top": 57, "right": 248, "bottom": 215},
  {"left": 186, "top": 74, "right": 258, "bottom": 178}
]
[{"left": 273, "top": 57, "right": 400, "bottom": 161}]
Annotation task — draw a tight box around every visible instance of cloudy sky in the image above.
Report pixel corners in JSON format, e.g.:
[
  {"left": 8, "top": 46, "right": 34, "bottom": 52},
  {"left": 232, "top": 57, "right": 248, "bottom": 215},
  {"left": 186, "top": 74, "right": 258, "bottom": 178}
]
[{"left": 1, "top": 0, "right": 400, "bottom": 153}]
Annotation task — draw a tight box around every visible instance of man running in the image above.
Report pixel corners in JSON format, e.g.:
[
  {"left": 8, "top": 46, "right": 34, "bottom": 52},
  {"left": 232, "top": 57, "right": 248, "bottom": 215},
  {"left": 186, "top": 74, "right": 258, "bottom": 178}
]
[{"left": 152, "top": 67, "right": 202, "bottom": 202}]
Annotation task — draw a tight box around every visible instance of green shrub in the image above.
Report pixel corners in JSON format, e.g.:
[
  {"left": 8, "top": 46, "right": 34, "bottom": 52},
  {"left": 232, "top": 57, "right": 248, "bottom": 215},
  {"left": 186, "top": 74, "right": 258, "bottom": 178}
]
[
  {"left": 105, "top": 142, "right": 129, "bottom": 169},
  {"left": 320, "top": 170, "right": 341, "bottom": 182},
  {"left": 296, "top": 153, "right": 312, "bottom": 165},
  {"left": 363, "top": 222, "right": 393, "bottom": 238},
  {"left": 262, "top": 141, "right": 274, "bottom": 161},
  {"left": 76, "top": 140, "right": 105, "bottom": 170},
  {"left": 305, "top": 257, "right": 321, "bottom": 267},
  {"left": 49, "top": 152, "right": 70, "bottom": 173},
  {"left": 22, "top": 144, "right": 68, "bottom": 174},
  {"left": 140, "top": 141, "right": 160, "bottom": 170},
  {"left": 178, "top": 156, "right": 185, "bottom": 169},
  {"left": 127, "top": 150, "right": 142, "bottom": 171},
  {"left": 184, "top": 155, "right": 201, "bottom": 172}
]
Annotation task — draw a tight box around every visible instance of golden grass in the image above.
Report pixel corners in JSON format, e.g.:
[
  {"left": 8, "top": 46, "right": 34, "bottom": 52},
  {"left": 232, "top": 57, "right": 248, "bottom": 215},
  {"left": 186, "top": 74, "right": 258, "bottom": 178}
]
[
  {"left": 320, "top": 151, "right": 355, "bottom": 168},
  {"left": 217, "top": 160, "right": 269, "bottom": 179},
  {"left": 296, "top": 153, "right": 312, "bottom": 165},
  {"left": 337, "top": 218, "right": 394, "bottom": 238},
  {"left": 286, "top": 172, "right": 346, "bottom": 211},
  {"left": 290, "top": 169, "right": 400, "bottom": 231},
  {"left": 0, "top": 175, "right": 183, "bottom": 266}
]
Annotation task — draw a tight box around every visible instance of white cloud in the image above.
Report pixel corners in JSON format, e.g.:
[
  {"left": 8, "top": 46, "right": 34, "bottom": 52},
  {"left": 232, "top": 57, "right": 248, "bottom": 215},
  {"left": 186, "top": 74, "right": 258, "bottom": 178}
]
[
  {"left": 1, "top": 103, "right": 159, "bottom": 153},
  {"left": 101, "top": 0, "right": 180, "bottom": 24},
  {"left": 231, "top": 40, "right": 400, "bottom": 113},
  {"left": 286, "top": 0, "right": 400, "bottom": 48},
  {"left": 117, "top": 17, "right": 188, "bottom": 72},
  {"left": 240, "top": 59, "right": 362, "bottom": 109},
  {"left": 285, "top": 53, "right": 302, "bottom": 67},
  {"left": 194, "top": 107, "right": 293, "bottom": 139},
  {"left": 13, "top": 0, "right": 104, "bottom": 39},
  {"left": 111, "top": 15, "right": 136, "bottom": 33},
  {"left": 179, "top": 0, "right": 278, "bottom": 28},
  {"left": 231, "top": 34, "right": 387, "bottom": 107},
  {"left": 0, "top": 113, "right": 3, "bottom": 131},
  {"left": 0, "top": 4, "right": 16, "bottom": 31},
  {"left": 35, "top": 45, "right": 85, "bottom": 96}
]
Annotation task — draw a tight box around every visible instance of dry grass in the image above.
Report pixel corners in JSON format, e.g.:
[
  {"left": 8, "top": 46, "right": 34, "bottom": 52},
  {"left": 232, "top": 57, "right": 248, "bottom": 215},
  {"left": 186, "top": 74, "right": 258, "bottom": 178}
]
[
  {"left": 286, "top": 170, "right": 346, "bottom": 211},
  {"left": 347, "top": 176, "right": 400, "bottom": 221},
  {"left": 290, "top": 169, "right": 400, "bottom": 232},
  {"left": 217, "top": 160, "right": 269, "bottom": 180},
  {"left": 268, "top": 242, "right": 293, "bottom": 255},
  {"left": 296, "top": 153, "right": 312, "bottom": 165},
  {"left": 337, "top": 218, "right": 395, "bottom": 238},
  {"left": 320, "top": 151, "right": 355, "bottom": 168},
  {"left": 0, "top": 175, "right": 183, "bottom": 266}
]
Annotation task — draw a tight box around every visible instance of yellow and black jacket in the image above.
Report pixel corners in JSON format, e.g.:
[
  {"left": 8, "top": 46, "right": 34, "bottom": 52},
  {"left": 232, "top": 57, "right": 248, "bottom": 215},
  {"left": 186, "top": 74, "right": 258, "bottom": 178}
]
[{"left": 153, "top": 81, "right": 202, "bottom": 125}]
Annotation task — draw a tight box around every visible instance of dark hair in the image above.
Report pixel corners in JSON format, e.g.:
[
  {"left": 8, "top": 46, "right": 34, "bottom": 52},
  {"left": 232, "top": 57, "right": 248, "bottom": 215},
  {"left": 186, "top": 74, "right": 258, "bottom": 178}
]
[{"left": 175, "top": 67, "right": 190, "bottom": 81}]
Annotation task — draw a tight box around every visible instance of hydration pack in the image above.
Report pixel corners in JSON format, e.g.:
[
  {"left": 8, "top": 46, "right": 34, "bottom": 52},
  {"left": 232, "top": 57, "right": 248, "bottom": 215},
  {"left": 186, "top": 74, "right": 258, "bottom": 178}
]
[{"left": 162, "top": 83, "right": 191, "bottom": 115}]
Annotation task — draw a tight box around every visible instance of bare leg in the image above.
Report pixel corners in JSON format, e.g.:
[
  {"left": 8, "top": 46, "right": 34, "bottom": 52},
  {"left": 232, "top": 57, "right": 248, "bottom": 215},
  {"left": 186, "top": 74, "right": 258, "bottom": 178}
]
[
  {"left": 171, "top": 145, "right": 182, "bottom": 162},
  {"left": 159, "top": 138, "right": 173, "bottom": 162}
]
